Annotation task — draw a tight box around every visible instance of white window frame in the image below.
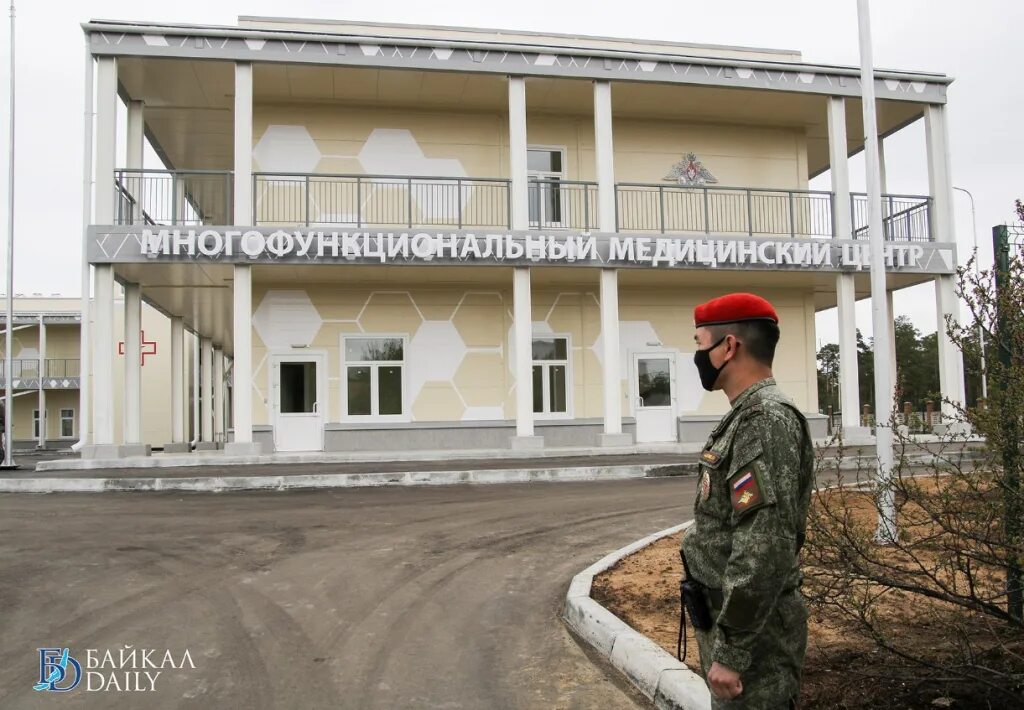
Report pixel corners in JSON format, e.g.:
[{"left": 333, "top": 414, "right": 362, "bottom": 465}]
[
  {"left": 60, "top": 408, "right": 75, "bottom": 438},
  {"left": 527, "top": 145, "right": 568, "bottom": 229},
  {"left": 532, "top": 333, "right": 573, "bottom": 420},
  {"left": 32, "top": 409, "right": 40, "bottom": 439},
  {"left": 340, "top": 334, "right": 409, "bottom": 423}
]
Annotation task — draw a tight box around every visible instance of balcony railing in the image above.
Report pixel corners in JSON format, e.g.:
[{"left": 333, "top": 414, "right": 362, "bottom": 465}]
[
  {"left": 0, "top": 359, "right": 80, "bottom": 381},
  {"left": 253, "top": 173, "right": 511, "bottom": 229},
  {"left": 114, "top": 169, "right": 233, "bottom": 226},
  {"left": 110, "top": 169, "right": 934, "bottom": 242},
  {"left": 616, "top": 184, "right": 835, "bottom": 238},
  {"left": 852, "top": 193, "right": 932, "bottom": 242}
]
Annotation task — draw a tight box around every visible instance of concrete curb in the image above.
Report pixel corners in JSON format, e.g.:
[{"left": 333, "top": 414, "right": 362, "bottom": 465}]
[
  {"left": 562, "top": 520, "right": 711, "bottom": 710},
  {"left": 0, "top": 463, "right": 657, "bottom": 494}
]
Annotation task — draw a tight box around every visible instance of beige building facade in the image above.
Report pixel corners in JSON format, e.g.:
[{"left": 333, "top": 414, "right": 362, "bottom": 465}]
[{"left": 80, "top": 17, "right": 963, "bottom": 458}]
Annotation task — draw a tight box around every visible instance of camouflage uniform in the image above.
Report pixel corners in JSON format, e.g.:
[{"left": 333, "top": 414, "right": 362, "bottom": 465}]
[{"left": 681, "top": 377, "right": 814, "bottom": 709}]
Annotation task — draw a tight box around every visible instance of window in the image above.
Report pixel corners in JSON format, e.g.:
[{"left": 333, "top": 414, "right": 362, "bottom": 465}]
[
  {"left": 344, "top": 337, "right": 405, "bottom": 418},
  {"left": 532, "top": 337, "right": 569, "bottom": 416},
  {"left": 528, "top": 147, "right": 565, "bottom": 228},
  {"left": 32, "top": 409, "right": 40, "bottom": 439},
  {"left": 60, "top": 409, "right": 75, "bottom": 438}
]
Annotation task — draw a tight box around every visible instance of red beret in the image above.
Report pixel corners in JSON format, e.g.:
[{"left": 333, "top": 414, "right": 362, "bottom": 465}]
[{"left": 694, "top": 293, "right": 779, "bottom": 327}]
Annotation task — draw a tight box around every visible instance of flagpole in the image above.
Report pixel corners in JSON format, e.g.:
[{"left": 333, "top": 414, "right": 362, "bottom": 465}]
[
  {"left": 3, "top": 0, "right": 16, "bottom": 469},
  {"left": 857, "top": 0, "right": 895, "bottom": 541}
]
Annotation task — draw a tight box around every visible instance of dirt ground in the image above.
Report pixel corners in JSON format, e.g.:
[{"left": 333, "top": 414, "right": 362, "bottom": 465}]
[{"left": 592, "top": 524, "right": 1023, "bottom": 710}]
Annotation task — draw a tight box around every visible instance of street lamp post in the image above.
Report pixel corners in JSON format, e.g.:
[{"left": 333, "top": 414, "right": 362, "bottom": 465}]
[
  {"left": 953, "top": 185, "right": 988, "bottom": 401},
  {"left": 857, "top": 0, "right": 897, "bottom": 543},
  {"left": 3, "top": 0, "right": 15, "bottom": 469}
]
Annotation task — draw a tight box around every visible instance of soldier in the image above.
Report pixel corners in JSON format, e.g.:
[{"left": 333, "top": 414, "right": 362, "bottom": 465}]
[{"left": 680, "top": 292, "right": 814, "bottom": 708}]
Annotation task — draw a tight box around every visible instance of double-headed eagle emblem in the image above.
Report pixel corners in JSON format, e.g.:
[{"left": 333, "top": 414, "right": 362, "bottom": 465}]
[{"left": 663, "top": 152, "right": 718, "bottom": 186}]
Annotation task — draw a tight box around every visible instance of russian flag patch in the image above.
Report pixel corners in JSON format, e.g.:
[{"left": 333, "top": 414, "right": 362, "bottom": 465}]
[{"left": 729, "top": 469, "right": 765, "bottom": 515}]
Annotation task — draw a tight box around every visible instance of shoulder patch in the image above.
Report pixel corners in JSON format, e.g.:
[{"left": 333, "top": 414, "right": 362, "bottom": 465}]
[
  {"left": 700, "top": 449, "right": 722, "bottom": 466},
  {"left": 729, "top": 469, "right": 766, "bottom": 516}
]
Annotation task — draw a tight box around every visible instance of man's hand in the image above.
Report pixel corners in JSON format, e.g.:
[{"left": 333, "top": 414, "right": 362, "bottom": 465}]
[{"left": 708, "top": 661, "right": 743, "bottom": 700}]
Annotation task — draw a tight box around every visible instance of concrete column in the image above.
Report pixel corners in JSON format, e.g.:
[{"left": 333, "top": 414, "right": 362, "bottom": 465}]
[
  {"left": 213, "top": 348, "right": 225, "bottom": 444},
  {"left": 84, "top": 265, "right": 118, "bottom": 458},
  {"left": 598, "top": 269, "right": 631, "bottom": 446},
  {"left": 94, "top": 57, "right": 117, "bottom": 225},
  {"left": 508, "top": 76, "right": 529, "bottom": 230},
  {"left": 511, "top": 267, "right": 542, "bottom": 449},
  {"left": 226, "top": 265, "right": 259, "bottom": 454},
  {"left": 196, "top": 337, "right": 216, "bottom": 450},
  {"left": 925, "top": 105, "right": 955, "bottom": 244},
  {"left": 593, "top": 80, "right": 616, "bottom": 231},
  {"left": 37, "top": 316, "right": 46, "bottom": 449},
  {"left": 836, "top": 273, "right": 868, "bottom": 437},
  {"left": 126, "top": 100, "right": 145, "bottom": 224},
  {"left": 936, "top": 275, "right": 966, "bottom": 419},
  {"left": 234, "top": 62, "right": 253, "bottom": 225},
  {"left": 886, "top": 289, "right": 898, "bottom": 385},
  {"left": 121, "top": 282, "right": 149, "bottom": 455},
  {"left": 191, "top": 334, "right": 200, "bottom": 447},
  {"left": 164, "top": 317, "right": 189, "bottom": 453},
  {"left": 826, "top": 97, "right": 852, "bottom": 240}
]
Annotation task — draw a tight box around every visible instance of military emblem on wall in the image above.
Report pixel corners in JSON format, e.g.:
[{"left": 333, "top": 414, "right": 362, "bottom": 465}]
[{"left": 663, "top": 152, "right": 718, "bottom": 186}]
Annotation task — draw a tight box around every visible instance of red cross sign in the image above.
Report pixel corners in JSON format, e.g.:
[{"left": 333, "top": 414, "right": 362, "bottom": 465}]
[{"left": 118, "top": 330, "right": 158, "bottom": 365}]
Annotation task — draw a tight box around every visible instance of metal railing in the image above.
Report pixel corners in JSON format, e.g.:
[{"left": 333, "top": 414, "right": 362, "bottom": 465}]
[
  {"left": 113, "top": 169, "right": 233, "bottom": 226},
  {"left": 110, "top": 169, "right": 933, "bottom": 243},
  {"left": 851, "top": 193, "right": 932, "bottom": 242},
  {"left": 615, "top": 184, "right": 835, "bottom": 238},
  {"left": 0, "top": 359, "right": 80, "bottom": 379},
  {"left": 528, "top": 179, "right": 598, "bottom": 231},
  {"left": 254, "top": 173, "right": 511, "bottom": 228}
]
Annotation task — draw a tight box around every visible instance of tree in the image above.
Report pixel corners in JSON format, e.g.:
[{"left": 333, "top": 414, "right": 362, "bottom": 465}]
[{"left": 816, "top": 342, "right": 840, "bottom": 413}]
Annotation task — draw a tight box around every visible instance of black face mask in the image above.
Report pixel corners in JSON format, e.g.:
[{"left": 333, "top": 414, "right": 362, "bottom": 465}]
[{"left": 693, "top": 336, "right": 731, "bottom": 391}]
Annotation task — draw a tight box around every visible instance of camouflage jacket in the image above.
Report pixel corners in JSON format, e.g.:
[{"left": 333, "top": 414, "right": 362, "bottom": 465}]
[{"left": 680, "top": 377, "right": 814, "bottom": 674}]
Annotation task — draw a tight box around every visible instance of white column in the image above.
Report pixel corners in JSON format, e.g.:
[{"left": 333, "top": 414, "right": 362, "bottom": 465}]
[
  {"left": 226, "top": 265, "right": 258, "bottom": 453},
  {"left": 827, "top": 97, "right": 852, "bottom": 240},
  {"left": 936, "top": 275, "right": 966, "bottom": 418},
  {"left": 877, "top": 135, "right": 888, "bottom": 194},
  {"left": 836, "top": 274, "right": 865, "bottom": 435},
  {"left": 37, "top": 316, "right": 46, "bottom": 449},
  {"left": 508, "top": 76, "right": 528, "bottom": 230},
  {"left": 123, "top": 282, "right": 142, "bottom": 447},
  {"left": 90, "top": 265, "right": 116, "bottom": 450},
  {"left": 593, "top": 80, "right": 616, "bottom": 232},
  {"left": 191, "top": 333, "right": 200, "bottom": 447},
  {"left": 511, "top": 267, "right": 541, "bottom": 448},
  {"left": 234, "top": 63, "right": 253, "bottom": 225},
  {"left": 170, "top": 317, "right": 185, "bottom": 444},
  {"left": 200, "top": 337, "right": 214, "bottom": 446},
  {"left": 925, "top": 104, "right": 955, "bottom": 244},
  {"left": 76, "top": 46, "right": 95, "bottom": 452},
  {"left": 886, "top": 289, "right": 898, "bottom": 386},
  {"left": 82, "top": 57, "right": 118, "bottom": 458},
  {"left": 126, "top": 100, "right": 145, "bottom": 223},
  {"left": 213, "top": 348, "right": 225, "bottom": 443},
  {"left": 599, "top": 269, "right": 630, "bottom": 445}
]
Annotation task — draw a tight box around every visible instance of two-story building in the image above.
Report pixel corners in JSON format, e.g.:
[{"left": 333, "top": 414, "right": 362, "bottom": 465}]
[{"left": 80, "top": 16, "right": 964, "bottom": 458}]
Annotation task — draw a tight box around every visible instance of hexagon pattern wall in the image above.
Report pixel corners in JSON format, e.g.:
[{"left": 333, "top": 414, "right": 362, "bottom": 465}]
[{"left": 253, "top": 126, "right": 471, "bottom": 222}]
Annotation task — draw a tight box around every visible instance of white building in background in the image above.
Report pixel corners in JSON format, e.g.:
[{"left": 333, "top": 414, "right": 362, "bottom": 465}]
[{"left": 78, "top": 16, "right": 964, "bottom": 459}]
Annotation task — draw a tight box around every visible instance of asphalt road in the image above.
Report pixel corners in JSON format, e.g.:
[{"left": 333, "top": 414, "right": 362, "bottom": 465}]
[{"left": 0, "top": 475, "right": 697, "bottom": 709}]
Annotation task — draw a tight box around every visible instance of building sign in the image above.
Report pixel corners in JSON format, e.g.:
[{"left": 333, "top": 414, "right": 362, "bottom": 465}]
[
  {"left": 663, "top": 152, "right": 718, "bottom": 186},
  {"left": 87, "top": 227, "right": 957, "bottom": 274}
]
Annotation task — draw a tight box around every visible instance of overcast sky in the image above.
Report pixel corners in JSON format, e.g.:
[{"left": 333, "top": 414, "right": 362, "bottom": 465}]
[{"left": 0, "top": 0, "right": 1021, "bottom": 347}]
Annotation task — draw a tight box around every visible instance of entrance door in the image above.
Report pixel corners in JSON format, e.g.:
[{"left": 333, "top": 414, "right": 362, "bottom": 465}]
[
  {"left": 272, "top": 354, "right": 325, "bottom": 452},
  {"left": 633, "top": 353, "right": 677, "bottom": 443}
]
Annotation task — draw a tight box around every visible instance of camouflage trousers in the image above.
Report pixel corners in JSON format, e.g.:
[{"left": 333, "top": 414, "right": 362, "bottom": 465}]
[{"left": 694, "top": 590, "right": 808, "bottom": 709}]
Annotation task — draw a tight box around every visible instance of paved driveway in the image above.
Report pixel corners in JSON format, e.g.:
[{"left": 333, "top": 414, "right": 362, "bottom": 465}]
[{"left": 0, "top": 475, "right": 696, "bottom": 709}]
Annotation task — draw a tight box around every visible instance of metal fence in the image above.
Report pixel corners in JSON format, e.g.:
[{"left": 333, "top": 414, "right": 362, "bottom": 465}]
[
  {"left": 0, "top": 359, "right": 79, "bottom": 379},
  {"left": 254, "top": 173, "right": 511, "bottom": 228},
  {"left": 528, "top": 179, "right": 598, "bottom": 231},
  {"left": 851, "top": 193, "right": 932, "bottom": 242},
  {"left": 113, "top": 169, "right": 233, "bottom": 226},
  {"left": 615, "top": 184, "right": 835, "bottom": 238}
]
